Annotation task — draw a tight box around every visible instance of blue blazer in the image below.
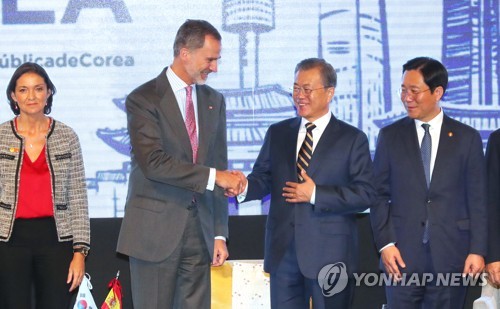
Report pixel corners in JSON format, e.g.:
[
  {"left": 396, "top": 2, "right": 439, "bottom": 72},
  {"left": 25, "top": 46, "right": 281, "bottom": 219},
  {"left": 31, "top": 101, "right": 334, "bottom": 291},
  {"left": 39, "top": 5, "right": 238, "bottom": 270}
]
[
  {"left": 370, "top": 114, "right": 487, "bottom": 274},
  {"left": 244, "top": 115, "right": 375, "bottom": 278},
  {"left": 485, "top": 129, "right": 500, "bottom": 264}
]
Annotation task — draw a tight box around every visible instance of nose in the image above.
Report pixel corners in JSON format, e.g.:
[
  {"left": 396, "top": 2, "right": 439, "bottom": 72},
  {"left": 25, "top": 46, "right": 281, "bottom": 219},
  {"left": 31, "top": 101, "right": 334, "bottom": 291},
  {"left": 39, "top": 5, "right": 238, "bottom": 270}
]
[
  {"left": 209, "top": 60, "right": 218, "bottom": 73},
  {"left": 401, "top": 92, "right": 414, "bottom": 103},
  {"left": 294, "top": 88, "right": 307, "bottom": 99},
  {"left": 28, "top": 90, "right": 36, "bottom": 100}
]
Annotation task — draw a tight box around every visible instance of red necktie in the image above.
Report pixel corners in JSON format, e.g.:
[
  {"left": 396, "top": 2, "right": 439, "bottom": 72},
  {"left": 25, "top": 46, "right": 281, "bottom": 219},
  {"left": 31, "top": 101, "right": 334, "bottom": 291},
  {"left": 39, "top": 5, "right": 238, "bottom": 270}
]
[{"left": 185, "top": 85, "right": 198, "bottom": 163}]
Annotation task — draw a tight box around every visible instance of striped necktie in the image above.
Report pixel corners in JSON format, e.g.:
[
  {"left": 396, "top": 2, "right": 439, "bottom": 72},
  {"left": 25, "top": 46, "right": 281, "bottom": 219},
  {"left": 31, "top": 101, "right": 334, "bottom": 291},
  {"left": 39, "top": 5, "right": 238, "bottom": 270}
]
[{"left": 297, "top": 122, "right": 316, "bottom": 182}]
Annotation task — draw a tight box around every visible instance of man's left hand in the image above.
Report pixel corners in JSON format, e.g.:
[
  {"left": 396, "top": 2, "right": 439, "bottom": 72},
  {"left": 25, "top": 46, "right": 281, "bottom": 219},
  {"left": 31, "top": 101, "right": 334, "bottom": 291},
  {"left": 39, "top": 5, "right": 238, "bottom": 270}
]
[
  {"left": 462, "top": 253, "right": 485, "bottom": 277},
  {"left": 282, "top": 170, "right": 315, "bottom": 203},
  {"left": 212, "top": 239, "right": 229, "bottom": 266}
]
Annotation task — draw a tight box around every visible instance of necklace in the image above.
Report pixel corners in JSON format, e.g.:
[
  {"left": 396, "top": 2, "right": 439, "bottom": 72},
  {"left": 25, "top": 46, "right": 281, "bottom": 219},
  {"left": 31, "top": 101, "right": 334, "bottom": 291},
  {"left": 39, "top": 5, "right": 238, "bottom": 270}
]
[{"left": 14, "top": 117, "right": 51, "bottom": 150}]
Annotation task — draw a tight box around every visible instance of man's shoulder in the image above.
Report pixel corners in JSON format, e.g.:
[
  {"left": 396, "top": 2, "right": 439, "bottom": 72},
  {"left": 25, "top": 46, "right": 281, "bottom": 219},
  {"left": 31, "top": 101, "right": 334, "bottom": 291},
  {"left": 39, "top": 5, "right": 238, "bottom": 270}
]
[
  {"left": 443, "top": 114, "right": 478, "bottom": 133},
  {"left": 129, "top": 76, "right": 158, "bottom": 96},
  {"left": 197, "top": 84, "right": 224, "bottom": 101},
  {"left": 379, "top": 116, "right": 412, "bottom": 134},
  {"left": 127, "top": 67, "right": 169, "bottom": 97},
  {"left": 269, "top": 117, "right": 300, "bottom": 131},
  {"left": 334, "top": 117, "right": 366, "bottom": 135},
  {"left": 489, "top": 128, "right": 500, "bottom": 143}
]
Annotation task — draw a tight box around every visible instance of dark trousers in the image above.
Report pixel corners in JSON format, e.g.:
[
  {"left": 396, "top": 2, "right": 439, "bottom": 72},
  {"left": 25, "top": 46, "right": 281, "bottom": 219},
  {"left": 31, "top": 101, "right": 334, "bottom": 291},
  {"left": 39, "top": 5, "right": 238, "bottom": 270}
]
[
  {"left": 270, "top": 239, "right": 354, "bottom": 309},
  {"left": 386, "top": 243, "right": 467, "bottom": 309},
  {"left": 129, "top": 206, "right": 211, "bottom": 309},
  {"left": 0, "top": 217, "right": 73, "bottom": 309}
]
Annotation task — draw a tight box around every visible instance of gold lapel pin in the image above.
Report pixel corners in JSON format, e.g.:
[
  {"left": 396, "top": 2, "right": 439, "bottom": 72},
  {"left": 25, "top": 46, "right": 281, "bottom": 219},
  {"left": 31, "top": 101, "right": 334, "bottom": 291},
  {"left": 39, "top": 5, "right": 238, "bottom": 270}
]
[
  {"left": 448, "top": 132, "right": 453, "bottom": 137},
  {"left": 9, "top": 147, "right": 19, "bottom": 153}
]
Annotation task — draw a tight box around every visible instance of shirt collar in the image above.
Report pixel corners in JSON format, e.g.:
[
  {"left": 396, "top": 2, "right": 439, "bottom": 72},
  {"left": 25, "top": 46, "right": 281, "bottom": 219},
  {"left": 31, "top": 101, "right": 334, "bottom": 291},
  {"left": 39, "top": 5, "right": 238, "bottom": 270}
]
[
  {"left": 414, "top": 108, "right": 444, "bottom": 130},
  {"left": 166, "top": 66, "right": 194, "bottom": 93},
  {"left": 299, "top": 111, "right": 332, "bottom": 132}
]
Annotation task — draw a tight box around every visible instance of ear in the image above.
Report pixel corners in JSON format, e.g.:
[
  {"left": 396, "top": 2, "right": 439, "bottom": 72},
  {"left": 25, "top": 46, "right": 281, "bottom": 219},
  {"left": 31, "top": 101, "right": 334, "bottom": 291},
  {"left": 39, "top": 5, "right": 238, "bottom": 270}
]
[
  {"left": 433, "top": 86, "right": 444, "bottom": 101},
  {"left": 179, "top": 47, "right": 190, "bottom": 61},
  {"left": 327, "top": 87, "right": 335, "bottom": 100}
]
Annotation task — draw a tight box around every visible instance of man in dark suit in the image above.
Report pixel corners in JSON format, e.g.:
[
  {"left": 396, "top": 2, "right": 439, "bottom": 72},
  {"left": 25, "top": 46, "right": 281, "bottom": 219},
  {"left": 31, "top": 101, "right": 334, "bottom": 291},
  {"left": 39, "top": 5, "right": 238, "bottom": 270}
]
[
  {"left": 370, "top": 57, "right": 487, "bottom": 308},
  {"left": 116, "top": 20, "right": 243, "bottom": 308},
  {"left": 237, "top": 58, "right": 375, "bottom": 308},
  {"left": 485, "top": 130, "right": 500, "bottom": 287}
]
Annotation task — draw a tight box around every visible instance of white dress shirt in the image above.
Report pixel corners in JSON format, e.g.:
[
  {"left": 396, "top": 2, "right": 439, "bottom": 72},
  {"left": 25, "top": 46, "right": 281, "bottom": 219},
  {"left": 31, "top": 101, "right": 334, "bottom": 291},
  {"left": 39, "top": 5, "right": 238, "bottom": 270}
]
[
  {"left": 166, "top": 67, "right": 216, "bottom": 191},
  {"left": 414, "top": 108, "right": 443, "bottom": 181}
]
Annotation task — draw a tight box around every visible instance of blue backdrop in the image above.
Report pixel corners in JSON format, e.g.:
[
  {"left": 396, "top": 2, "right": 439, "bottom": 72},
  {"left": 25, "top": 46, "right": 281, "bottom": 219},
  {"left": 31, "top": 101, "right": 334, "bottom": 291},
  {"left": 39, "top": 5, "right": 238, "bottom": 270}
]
[{"left": 0, "top": 0, "right": 498, "bottom": 217}]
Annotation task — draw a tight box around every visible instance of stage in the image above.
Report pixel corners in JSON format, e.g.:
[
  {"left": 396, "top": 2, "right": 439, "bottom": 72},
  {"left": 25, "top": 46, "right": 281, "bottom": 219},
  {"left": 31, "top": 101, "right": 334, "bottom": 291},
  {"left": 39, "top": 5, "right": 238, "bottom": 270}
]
[{"left": 85, "top": 214, "right": 481, "bottom": 308}]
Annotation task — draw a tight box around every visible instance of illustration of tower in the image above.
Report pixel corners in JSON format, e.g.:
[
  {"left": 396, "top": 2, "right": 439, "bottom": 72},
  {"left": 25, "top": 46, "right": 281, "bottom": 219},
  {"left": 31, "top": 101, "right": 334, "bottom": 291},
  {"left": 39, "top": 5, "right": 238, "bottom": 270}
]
[
  {"left": 441, "top": 0, "right": 500, "bottom": 142},
  {"left": 442, "top": 0, "right": 499, "bottom": 107},
  {"left": 318, "top": 0, "right": 392, "bottom": 148},
  {"left": 222, "top": 0, "right": 275, "bottom": 88}
]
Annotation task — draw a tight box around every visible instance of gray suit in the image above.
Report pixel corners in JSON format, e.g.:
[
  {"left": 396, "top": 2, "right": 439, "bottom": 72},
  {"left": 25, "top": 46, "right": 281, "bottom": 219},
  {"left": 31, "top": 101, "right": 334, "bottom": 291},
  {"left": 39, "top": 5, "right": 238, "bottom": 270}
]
[{"left": 117, "top": 67, "right": 228, "bottom": 307}]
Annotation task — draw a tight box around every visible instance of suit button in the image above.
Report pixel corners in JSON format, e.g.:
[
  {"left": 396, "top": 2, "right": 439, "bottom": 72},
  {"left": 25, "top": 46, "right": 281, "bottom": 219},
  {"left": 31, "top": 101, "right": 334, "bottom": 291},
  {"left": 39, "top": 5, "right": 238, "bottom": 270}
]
[
  {"left": 427, "top": 199, "right": 431, "bottom": 204},
  {"left": 421, "top": 221, "right": 426, "bottom": 226}
]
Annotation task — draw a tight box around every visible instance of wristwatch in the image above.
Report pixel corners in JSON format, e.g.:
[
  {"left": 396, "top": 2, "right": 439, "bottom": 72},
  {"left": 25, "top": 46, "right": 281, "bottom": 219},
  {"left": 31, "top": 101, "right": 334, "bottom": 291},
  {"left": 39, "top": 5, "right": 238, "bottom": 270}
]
[{"left": 73, "top": 247, "right": 89, "bottom": 257}]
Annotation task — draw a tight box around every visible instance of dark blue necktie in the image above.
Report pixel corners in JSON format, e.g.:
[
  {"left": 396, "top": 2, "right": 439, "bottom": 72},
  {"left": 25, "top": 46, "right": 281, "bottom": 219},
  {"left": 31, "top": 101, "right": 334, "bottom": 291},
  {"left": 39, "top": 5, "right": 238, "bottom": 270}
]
[
  {"left": 421, "top": 123, "right": 431, "bottom": 188},
  {"left": 421, "top": 123, "right": 431, "bottom": 243}
]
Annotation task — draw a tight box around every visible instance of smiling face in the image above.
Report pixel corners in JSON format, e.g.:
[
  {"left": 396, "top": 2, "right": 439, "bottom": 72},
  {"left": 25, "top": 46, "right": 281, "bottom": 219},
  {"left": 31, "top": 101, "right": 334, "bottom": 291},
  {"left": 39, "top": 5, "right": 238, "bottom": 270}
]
[
  {"left": 10, "top": 72, "right": 51, "bottom": 117},
  {"left": 401, "top": 69, "right": 443, "bottom": 122},
  {"left": 293, "top": 67, "right": 334, "bottom": 122},
  {"left": 182, "top": 34, "right": 221, "bottom": 85}
]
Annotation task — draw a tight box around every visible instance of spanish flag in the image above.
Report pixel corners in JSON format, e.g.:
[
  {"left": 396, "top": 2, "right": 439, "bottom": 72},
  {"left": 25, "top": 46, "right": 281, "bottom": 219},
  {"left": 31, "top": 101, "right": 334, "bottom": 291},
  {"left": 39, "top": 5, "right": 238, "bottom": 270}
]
[{"left": 101, "top": 271, "right": 122, "bottom": 309}]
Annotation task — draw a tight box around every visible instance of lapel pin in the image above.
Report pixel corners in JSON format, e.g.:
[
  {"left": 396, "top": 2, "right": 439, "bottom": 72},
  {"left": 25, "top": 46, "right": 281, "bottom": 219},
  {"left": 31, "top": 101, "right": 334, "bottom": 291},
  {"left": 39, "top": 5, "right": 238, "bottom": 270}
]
[
  {"left": 448, "top": 132, "right": 453, "bottom": 137},
  {"left": 208, "top": 105, "right": 213, "bottom": 110},
  {"left": 9, "top": 147, "right": 19, "bottom": 153}
]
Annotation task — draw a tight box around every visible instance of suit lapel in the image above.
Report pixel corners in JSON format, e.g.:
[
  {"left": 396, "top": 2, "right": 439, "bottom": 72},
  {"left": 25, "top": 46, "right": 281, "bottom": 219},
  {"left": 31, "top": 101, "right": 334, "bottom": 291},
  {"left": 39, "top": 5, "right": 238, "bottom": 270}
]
[
  {"left": 196, "top": 86, "right": 218, "bottom": 164},
  {"left": 430, "top": 115, "right": 454, "bottom": 190},
  {"left": 156, "top": 68, "right": 193, "bottom": 161},
  {"left": 400, "top": 118, "right": 429, "bottom": 190},
  {"left": 306, "top": 116, "right": 338, "bottom": 177},
  {"left": 288, "top": 118, "right": 302, "bottom": 180}
]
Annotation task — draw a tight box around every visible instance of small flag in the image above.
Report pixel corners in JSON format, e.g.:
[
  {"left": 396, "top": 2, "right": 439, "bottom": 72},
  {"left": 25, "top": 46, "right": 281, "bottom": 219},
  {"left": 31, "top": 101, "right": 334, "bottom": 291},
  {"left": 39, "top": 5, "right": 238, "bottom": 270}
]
[
  {"left": 101, "top": 271, "right": 122, "bottom": 309},
  {"left": 73, "top": 273, "right": 98, "bottom": 309}
]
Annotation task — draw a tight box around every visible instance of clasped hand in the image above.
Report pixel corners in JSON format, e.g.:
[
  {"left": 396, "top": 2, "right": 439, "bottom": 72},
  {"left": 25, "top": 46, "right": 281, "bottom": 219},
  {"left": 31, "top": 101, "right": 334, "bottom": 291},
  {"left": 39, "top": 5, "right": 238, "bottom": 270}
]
[{"left": 215, "top": 170, "right": 247, "bottom": 197}]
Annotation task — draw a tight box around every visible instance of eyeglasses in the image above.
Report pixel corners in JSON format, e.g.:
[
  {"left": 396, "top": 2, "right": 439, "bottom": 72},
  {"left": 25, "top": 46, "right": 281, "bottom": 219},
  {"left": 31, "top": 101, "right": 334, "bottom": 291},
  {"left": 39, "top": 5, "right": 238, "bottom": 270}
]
[
  {"left": 292, "top": 86, "right": 326, "bottom": 96},
  {"left": 398, "top": 88, "right": 430, "bottom": 100}
]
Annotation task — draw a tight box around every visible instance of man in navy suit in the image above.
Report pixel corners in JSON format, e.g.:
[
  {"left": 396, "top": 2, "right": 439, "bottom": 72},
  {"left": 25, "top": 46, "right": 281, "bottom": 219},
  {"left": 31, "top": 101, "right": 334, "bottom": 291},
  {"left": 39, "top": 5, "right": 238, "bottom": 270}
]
[
  {"left": 237, "top": 58, "right": 375, "bottom": 308},
  {"left": 485, "top": 130, "right": 500, "bottom": 287},
  {"left": 370, "top": 57, "right": 487, "bottom": 308}
]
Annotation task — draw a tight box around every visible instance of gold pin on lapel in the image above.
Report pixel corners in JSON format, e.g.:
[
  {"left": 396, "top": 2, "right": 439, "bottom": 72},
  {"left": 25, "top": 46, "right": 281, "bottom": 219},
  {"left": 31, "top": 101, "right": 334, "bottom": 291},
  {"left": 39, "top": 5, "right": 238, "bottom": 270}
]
[
  {"left": 448, "top": 132, "right": 453, "bottom": 137},
  {"left": 9, "top": 147, "right": 19, "bottom": 153}
]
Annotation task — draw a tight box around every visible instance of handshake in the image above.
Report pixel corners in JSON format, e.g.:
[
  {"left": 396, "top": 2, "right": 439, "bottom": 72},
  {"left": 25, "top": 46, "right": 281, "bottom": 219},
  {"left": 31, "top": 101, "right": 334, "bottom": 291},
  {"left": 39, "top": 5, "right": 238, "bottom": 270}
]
[{"left": 215, "top": 170, "right": 247, "bottom": 197}]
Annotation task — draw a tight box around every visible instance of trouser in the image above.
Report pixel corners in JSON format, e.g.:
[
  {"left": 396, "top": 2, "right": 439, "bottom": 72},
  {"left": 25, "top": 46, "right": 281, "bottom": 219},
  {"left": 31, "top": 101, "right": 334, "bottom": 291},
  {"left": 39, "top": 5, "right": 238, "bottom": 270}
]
[
  {"left": 129, "top": 206, "right": 211, "bottom": 309},
  {"left": 0, "top": 217, "right": 73, "bottom": 309}
]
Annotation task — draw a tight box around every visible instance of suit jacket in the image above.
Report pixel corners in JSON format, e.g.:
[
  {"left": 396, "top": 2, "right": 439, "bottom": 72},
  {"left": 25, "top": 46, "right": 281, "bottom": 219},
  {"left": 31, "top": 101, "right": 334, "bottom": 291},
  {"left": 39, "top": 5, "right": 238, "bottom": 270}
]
[
  {"left": 117, "top": 67, "right": 228, "bottom": 262},
  {"left": 244, "top": 115, "right": 375, "bottom": 278},
  {"left": 370, "top": 114, "right": 487, "bottom": 274},
  {"left": 485, "top": 129, "right": 500, "bottom": 263}
]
